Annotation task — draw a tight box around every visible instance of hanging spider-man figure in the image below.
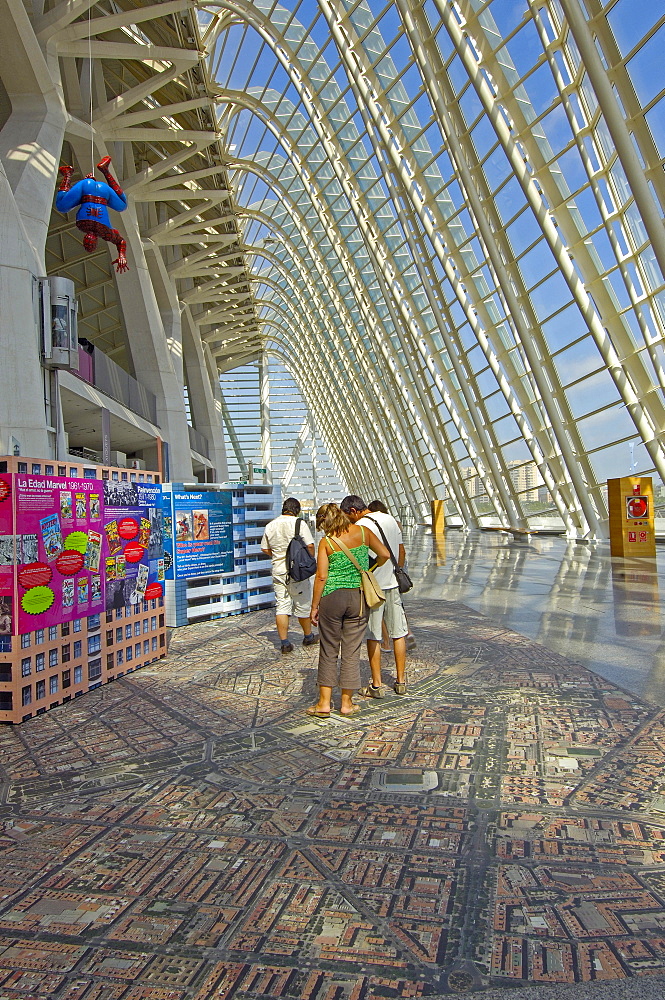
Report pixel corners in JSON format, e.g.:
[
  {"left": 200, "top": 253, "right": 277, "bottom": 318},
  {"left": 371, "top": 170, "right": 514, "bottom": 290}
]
[{"left": 55, "top": 156, "right": 129, "bottom": 273}]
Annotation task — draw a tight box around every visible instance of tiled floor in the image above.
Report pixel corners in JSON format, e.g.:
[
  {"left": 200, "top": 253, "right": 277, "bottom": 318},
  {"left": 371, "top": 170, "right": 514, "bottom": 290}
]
[
  {"left": 410, "top": 529, "right": 665, "bottom": 707},
  {"left": 1, "top": 528, "right": 665, "bottom": 998}
]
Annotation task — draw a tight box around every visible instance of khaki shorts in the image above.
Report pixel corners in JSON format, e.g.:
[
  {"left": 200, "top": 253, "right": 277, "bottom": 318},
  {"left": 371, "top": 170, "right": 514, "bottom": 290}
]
[
  {"left": 273, "top": 577, "right": 311, "bottom": 617},
  {"left": 366, "top": 586, "right": 408, "bottom": 641}
]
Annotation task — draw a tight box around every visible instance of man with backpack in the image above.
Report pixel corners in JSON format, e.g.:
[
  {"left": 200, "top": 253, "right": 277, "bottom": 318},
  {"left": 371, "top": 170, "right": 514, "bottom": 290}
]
[{"left": 261, "top": 497, "right": 318, "bottom": 653}]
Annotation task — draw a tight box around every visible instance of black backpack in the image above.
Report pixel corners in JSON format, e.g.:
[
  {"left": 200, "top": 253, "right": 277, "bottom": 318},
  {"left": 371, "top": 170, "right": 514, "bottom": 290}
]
[{"left": 285, "top": 519, "right": 317, "bottom": 583}]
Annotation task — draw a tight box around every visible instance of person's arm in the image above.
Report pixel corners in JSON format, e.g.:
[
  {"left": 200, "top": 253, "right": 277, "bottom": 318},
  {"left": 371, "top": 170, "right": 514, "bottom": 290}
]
[
  {"left": 310, "top": 538, "right": 330, "bottom": 626},
  {"left": 260, "top": 528, "right": 271, "bottom": 557},
  {"left": 307, "top": 544, "right": 315, "bottom": 556},
  {"left": 398, "top": 543, "right": 406, "bottom": 568},
  {"left": 366, "top": 529, "right": 389, "bottom": 567}
]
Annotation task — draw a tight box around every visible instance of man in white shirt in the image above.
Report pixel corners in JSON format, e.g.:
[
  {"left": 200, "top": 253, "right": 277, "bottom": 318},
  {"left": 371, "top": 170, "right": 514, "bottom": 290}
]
[
  {"left": 340, "top": 495, "right": 408, "bottom": 696},
  {"left": 261, "top": 497, "right": 318, "bottom": 654}
]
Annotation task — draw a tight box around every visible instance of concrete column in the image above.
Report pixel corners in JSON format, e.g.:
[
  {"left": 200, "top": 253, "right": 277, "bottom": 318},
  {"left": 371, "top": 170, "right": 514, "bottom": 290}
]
[
  {"left": 0, "top": 154, "right": 50, "bottom": 458},
  {"left": 0, "top": 0, "right": 70, "bottom": 459},
  {"left": 182, "top": 306, "right": 227, "bottom": 480},
  {"left": 112, "top": 204, "right": 192, "bottom": 480},
  {"left": 0, "top": 0, "right": 68, "bottom": 268},
  {"left": 145, "top": 244, "right": 185, "bottom": 390}
]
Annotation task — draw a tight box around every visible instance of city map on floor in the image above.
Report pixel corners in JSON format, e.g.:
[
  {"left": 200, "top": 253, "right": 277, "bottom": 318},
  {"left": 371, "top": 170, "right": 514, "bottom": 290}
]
[{"left": 2, "top": 598, "right": 665, "bottom": 998}]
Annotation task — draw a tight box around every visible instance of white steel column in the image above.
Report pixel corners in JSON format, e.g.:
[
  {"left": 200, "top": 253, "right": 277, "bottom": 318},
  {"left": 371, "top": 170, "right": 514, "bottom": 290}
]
[
  {"left": 556, "top": 0, "right": 665, "bottom": 278},
  {"left": 259, "top": 351, "right": 272, "bottom": 482}
]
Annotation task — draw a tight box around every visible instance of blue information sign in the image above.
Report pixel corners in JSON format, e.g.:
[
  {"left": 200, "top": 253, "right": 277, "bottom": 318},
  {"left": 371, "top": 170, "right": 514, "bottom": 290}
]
[{"left": 162, "top": 486, "right": 233, "bottom": 579}]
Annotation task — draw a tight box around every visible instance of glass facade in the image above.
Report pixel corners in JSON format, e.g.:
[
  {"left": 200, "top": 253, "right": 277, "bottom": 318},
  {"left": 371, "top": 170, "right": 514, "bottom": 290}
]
[
  {"left": 201, "top": 0, "right": 664, "bottom": 535},
  {"left": 2, "top": 0, "right": 661, "bottom": 536}
]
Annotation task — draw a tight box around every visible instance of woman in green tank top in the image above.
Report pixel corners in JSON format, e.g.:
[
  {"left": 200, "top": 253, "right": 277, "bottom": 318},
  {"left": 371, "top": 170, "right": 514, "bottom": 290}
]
[{"left": 308, "top": 503, "right": 389, "bottom": 718}]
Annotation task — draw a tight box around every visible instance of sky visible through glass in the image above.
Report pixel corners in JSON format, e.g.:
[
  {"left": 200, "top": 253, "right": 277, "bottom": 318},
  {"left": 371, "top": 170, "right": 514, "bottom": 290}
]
[{"left": 207, "top": 0, "right": 665, "bottom": 531}]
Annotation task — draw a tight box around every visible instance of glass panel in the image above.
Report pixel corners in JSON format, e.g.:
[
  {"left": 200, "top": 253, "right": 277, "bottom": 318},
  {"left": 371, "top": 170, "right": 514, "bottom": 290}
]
[{"left": 626, "top": 24, "right": 665, "bottom": 107}]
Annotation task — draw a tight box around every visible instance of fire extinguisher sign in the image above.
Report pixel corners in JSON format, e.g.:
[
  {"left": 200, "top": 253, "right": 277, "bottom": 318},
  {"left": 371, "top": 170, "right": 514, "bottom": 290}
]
[{"left": 626, "top": 495, "right": 649, "bottom": 519}]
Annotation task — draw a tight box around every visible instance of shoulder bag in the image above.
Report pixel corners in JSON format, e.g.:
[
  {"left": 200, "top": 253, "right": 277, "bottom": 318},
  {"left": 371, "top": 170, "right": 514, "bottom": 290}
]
[
  {"left": 327, "top": 535, "right": 385, "bottom": 609},
  {"left": 365, "top": 516, "right": 413, "bottom": 594}
]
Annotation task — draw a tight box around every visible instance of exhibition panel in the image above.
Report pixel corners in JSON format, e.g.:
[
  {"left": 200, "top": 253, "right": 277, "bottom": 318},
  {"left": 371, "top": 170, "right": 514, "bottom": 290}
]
[{"left": 0, "top": 456, "right": 167, "bottom": 724}]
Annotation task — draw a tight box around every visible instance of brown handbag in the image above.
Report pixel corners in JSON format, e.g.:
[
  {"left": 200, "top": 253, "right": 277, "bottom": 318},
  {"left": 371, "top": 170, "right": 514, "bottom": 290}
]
[{"left": 327, "top": 534, "right": 385, "bottom": 609}]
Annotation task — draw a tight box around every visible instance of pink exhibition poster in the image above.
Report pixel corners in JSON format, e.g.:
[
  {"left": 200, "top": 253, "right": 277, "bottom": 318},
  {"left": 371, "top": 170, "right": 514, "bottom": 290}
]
[
  {"left": 0, "top": 474, "right": 15, "bottom": 637},
  {"left": 7, "top": 472, "right": 105, "bottom": 631},
  {"left": 0, "top": 472, "right": 164, "bottom": 634}
]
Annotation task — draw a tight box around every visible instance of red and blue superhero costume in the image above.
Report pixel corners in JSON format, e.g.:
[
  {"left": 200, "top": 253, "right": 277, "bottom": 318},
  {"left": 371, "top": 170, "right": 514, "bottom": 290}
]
[{"left": 55, "top": 157, "right": 129, "bottom": 272}]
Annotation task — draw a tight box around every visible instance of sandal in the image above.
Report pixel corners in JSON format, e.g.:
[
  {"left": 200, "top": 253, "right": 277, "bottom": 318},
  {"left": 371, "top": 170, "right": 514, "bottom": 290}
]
[
  {"left": 306, "top": 706, "right": 330, "bottom": 718},
  {"left": 340, "top": 704, "right": 361, "bottom": 716},
  {"left": 394, "top": 681, "right": 407, "bottom": 695}
]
